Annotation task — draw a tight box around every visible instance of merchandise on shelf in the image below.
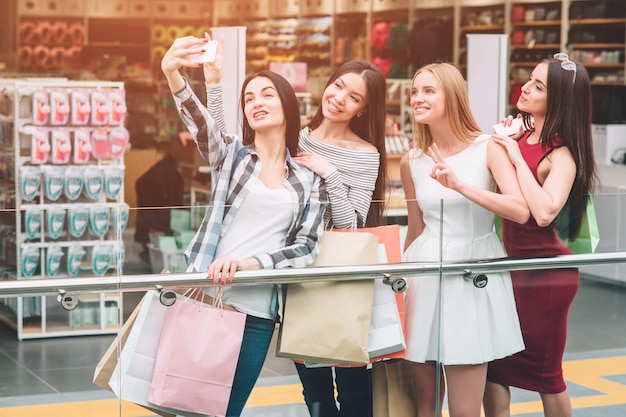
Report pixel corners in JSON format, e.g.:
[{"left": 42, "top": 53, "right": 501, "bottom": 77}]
[{"left": 0, "top": 78, "right": 128, "bottom": 340}]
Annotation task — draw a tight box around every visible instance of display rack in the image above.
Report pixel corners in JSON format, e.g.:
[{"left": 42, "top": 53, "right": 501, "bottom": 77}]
[{"left": 0, "top": 78, "right": 129, "bottom": 340}]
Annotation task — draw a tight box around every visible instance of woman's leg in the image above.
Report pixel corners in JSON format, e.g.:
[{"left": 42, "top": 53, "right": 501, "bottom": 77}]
[
  {"left": 483, "top": 381, "right": 512, "bottom": 417},
  {"left": 444, "top": 364, "right": 487, "bottom": 417},
  {"left": 225, "top": 316, "right": 275, "bottom": 417},
  {"left": 408, "top": 361, "right": 445, "bottom": 417},
  {"left": 294, "top": 363, "right": 339, "bottom": 417},
  {"left": 335, "top": 366, "right": 371, "bottom": 417},
  {"left": 540, "top": 391, "right": 572, "bottom": 417}
]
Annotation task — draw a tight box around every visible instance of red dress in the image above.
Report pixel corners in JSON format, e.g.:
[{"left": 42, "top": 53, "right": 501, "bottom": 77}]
[{"left": 487, "top": 132, "right": 579, "bottom": 394}]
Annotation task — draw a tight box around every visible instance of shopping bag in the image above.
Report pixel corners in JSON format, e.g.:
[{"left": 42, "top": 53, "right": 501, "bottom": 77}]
[
  {"left": 109, "top": 290, "right": 204, "bottom": 417},
  {"left": 372, "top": 359, "right": 417, "bottom": 417},
  {"left": 561, "top": 196, "right": 600, "bottom": 254},
  {"left": 361, "top": 225, "right": 406, "bottom": 360},
  {"left": 276, "top": 229, "right": 379, "bottom": 364},
  {"left": 368, "top": 247, "right": 406, "bottom": 359},
  {"left": 93, "top": 294, "right": 143, "bottom": 392},
  {"left": 148, "top": 289, "right": 247, "bottom": 417}
]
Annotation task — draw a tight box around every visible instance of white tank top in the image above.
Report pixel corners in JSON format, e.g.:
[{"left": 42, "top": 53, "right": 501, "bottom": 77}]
[{"left": 212, "top": 178, "right": 292, "bottom": 319}]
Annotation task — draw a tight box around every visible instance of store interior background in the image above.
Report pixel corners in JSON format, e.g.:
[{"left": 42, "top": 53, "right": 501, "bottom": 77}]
[
  {"left": 0, "top": 0, "right": 625, "bottom": 337},
  {"left": 1, "top": 0, "right": 624, "bottom": 215}
]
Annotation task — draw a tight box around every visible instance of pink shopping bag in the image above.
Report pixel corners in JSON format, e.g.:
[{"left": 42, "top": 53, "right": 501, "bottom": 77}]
[{"left": 148, "top": 289, "right": 246, "bottom": 417}]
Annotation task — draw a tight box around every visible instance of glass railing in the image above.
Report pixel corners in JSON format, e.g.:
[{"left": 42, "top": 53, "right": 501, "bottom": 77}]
[{"left": 0, "top": 192, "right": 625, "bottom": 417}]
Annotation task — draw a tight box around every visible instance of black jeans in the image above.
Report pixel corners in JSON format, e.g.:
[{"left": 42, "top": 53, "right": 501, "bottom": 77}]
[{"left": 294, "top": 362, "right": 372, "bottom": 417}]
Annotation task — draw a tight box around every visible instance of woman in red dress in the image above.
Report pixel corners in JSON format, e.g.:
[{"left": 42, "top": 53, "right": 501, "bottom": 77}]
[{"left": 485, "top": 54, "right": 597, "bottom": 417}]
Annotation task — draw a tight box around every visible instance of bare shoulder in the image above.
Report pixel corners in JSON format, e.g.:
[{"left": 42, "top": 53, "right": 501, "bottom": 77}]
[{"left": 346, "top": 132, "right": 378, "bottom": 153}]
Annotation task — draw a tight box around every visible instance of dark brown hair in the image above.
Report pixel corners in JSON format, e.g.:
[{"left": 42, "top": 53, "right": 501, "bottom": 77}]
[
  {"left": 240, "top": 70, "right": 300, "bottom": 157},
  {"left": 520, "top": 58, "right": 597, "bottom": 240}
]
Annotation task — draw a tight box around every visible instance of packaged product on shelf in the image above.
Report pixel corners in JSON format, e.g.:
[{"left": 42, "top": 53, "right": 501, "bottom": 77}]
[
  {"left": 49, "top": 89, "right": 70, "bottom": 125},
  {"left": 43, "top": 166, "right": 64, "bottom": 201},
  {"left": 32, "top": 89, "right": 50, "bottom": 125},
  {"left": 30, "top": 127, "right": 50, "bottom": 164},
  {"left": 83, "top": 165, "right": 103, "bottom": 200},
  {"left": 90, "top": 90, "right": 110, "bottom": 125},
  {"left": 21, "top": 245, "right": 40, "bottom": 277},
  {"left": 20, "top": 166, "right": 41, "bottom": 202},
  {"left": 46, "top": 207, "right": 66, "bottom": 240},
  {"left": 73, "top": 127, "right": 92, "bottom": 164},
  {"left": 105, "top": 300, "right": 119, "bottom": 325},
  {"left": 108, "top": 89, "right": 127, "bottom": 125},
  {"left": 67, "top": 244, "right": 86, "bottom": 276},
  {"left": 92, "top": 244, "right": 113, "bottom": 276},
  {"left": 46, "top": 245, "right": 64, "bottom": 277},
  {"left": 104, "top": 165, "right": 124, "bottom": 199},
  {"left": 24, "top": 208, "right": 43, "bottom": 239},
  {"left": 64, "top": 166, "right": 84, "bottom": 201},
  {"left": 90, "top": 127, "right": 109, "bottom": 159},
  {"left": 108, "top": 126, "right": 129, "bottom": 159},
  {"left": 71, "top": 89, "right": 91, "bottom": 125},
  {"left": 115, "top": 241, "right": 125, "bottom": 271},
  {"left": 89, "top": 205, "right": 110, "bottom": 237},
  {"left": 51, "top": 128, "right": 71, "bottom": 164},
  {"left": 67, "top": 205, "right": 89, "bottom": 238},
  {"left": 112, "top": 202, "right": 130, "bottom": 234}
]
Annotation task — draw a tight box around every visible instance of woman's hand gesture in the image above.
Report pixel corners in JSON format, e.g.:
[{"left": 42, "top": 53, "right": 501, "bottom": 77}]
[{"left": 427, "top": 143, "right": 462, "bottom": 191}]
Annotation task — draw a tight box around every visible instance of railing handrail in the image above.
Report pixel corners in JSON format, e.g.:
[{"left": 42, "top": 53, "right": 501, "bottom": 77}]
[{"left": 1, "top": 251, "right": 625, "bottom": 297}]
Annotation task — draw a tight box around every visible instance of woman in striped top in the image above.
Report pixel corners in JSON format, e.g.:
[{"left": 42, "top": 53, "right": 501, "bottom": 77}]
[{"left": 290, "top": 61, "right": 388, "bottom": 417}]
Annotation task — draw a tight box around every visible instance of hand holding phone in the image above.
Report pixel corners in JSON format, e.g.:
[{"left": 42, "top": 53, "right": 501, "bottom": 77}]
[
  {"left": 493, "top": 118, "right": 524, "bottom": 136},
  {"left": 187, "top": 40, "right": 218, "bottom": 63}
]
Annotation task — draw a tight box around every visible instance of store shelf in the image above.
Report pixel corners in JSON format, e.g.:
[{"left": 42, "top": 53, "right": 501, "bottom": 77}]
[{"left": 0, "top": 78, "right": 129, "bottom": 340}]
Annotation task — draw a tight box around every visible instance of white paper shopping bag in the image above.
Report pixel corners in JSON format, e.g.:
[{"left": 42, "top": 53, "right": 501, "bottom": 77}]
[
  {"left": 108, "top": 290, "right": 205, "bottom": 417},
  {"left": 367, "top": 244, "right": 406, "bottom": 358}
]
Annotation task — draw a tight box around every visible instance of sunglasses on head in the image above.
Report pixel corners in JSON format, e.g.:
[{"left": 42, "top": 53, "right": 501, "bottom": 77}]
[{"left": 553, "top": 53, "right": 577, "bottom": 84}]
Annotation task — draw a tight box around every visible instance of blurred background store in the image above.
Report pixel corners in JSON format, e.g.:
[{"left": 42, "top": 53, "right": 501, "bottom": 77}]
[{"left": 0, "top": 1, "right": 625, "bottom": 414}]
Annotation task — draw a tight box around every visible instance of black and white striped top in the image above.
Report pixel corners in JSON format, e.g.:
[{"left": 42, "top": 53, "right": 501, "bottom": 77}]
[{"left": 298, "top": 128, "right": 379, "bottom": 229}]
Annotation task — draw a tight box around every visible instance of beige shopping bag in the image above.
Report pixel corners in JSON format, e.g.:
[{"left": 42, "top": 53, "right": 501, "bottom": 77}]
[
  {"left": 372, "top": 359, "right": 418, "bottom": 417},
  {"left": 276, "top": 230, "right": 379, "bottom": 364}
]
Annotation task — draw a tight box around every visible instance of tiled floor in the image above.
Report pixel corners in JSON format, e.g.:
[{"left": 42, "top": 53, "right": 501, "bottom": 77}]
[{"left": 0, "top": 276, "right": 625, "bottom": 416}]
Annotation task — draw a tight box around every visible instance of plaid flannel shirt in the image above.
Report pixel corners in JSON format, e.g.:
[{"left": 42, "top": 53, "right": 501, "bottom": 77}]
[{"left": 171, "top": 79, "right": 327, "bottom": 273}]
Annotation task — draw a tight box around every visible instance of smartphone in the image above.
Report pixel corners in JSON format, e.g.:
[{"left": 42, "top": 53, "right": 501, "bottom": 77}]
[
  {"left": 187, "top": 40, "right": 218, "bottom": 63},
  {"left": 493, "top": 118, "right": 524, "bottom": 136}
]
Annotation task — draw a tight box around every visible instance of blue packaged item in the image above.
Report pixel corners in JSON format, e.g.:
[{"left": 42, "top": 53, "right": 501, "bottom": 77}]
[
  {"left": 83, "top": 165, "right": 103, "bottom": 200},
  {"left": 114, "top": 241, "right": 125, "bottom": 271},
  {"left": 92, "top": 244, "right": 113, "bottom": 276},
  {"left": 20, "top": 166, "right": 41, "bottom": 202},
  {"left": 64, "top": 166, "right": 84, "bottom": 200},
  {"left": 46, "top": 207, "right": 66, "bottom": 240},
  {"left": 46, "top": 245, "right": 64, "bottom": 277},
  {"left": 89, "top": 206, "right": 110, "bottom": 237},
  {"left": 24, "top": 209, "right": 43, "bottom": 239},
  {"left": 67, "top": 244, "right": 86, "bottom": 276},
  {"left": 67, "top": 206, "right": 89, "bottom": 238},
  {"left": 21, "top": 246, "right": 40, "bottom": 277},
  {"left": 104, "top": 165, "right": 124, "bottom": 200},
  {"left": 111, "top": 203, "right": 130, "bottom": 235},
  {"left": 44, "top": 166, "right": 65, "bottom": 201}
]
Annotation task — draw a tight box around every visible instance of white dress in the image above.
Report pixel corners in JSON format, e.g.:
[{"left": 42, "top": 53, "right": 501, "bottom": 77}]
[{"left": 403, "top": 134, "right": 524, "bottom": 365}]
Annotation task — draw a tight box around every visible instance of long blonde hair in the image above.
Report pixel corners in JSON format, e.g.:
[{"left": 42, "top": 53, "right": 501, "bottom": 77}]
[{"left": 410, "top": 63, "right": 483, "bottom": 153}]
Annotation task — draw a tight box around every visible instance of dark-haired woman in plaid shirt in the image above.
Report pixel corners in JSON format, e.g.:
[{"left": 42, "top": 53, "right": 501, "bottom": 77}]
[{"left": 162, "top": 34, "right": 328, "bottom": 417}]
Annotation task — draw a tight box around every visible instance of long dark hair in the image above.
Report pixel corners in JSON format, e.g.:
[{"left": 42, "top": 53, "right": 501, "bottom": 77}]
[
  {"left": 307, "top": 61, "right": 388, "bottom": 227},
  {"left": 520, "top": 58, "right": 597, "bottom": 241},
  {"left": 240, "top": 70, "right": 301, "bottom": 157}
]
